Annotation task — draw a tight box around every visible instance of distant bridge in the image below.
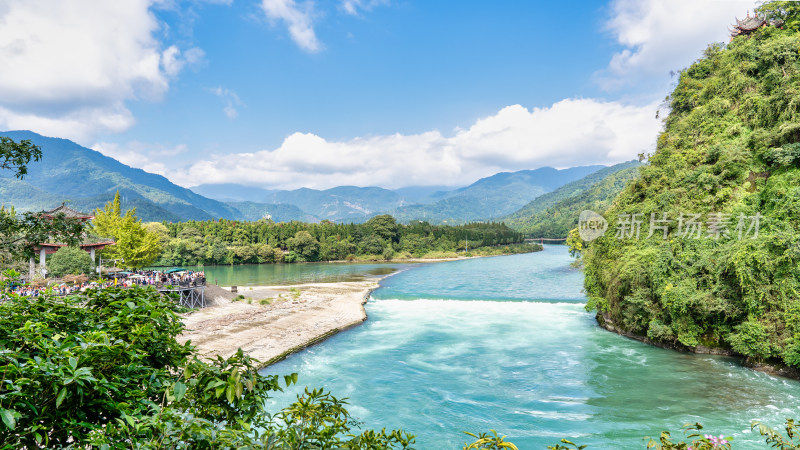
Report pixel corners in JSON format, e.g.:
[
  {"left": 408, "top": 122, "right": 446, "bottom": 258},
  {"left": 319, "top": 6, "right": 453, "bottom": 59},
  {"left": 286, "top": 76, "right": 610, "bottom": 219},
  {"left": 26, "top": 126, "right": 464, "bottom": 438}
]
[{"left": 524, "top": 237, "right": 567, "bottom": 244}]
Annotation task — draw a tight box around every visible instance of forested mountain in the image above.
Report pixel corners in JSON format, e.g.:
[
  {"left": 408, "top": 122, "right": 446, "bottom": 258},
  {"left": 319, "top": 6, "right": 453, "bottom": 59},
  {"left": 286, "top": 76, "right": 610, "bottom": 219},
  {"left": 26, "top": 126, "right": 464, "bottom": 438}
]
[
  {"left": 190, "top": 183, "right": 276, "bottom": 203},
  {"left": 502, "top": 160, "right": 641, "bottom": 237},
  {"left": 225, "top": 201, "right": 320, "bottom": 222},
  {"left": 193, "top": 167, "right": 605, "bottom": 224},
  {"left": 0, "top": 131, "right": 239, "bottom": 221},
  {"left": 387, "top": 165, "right": 605, "bottom": 223},
  {"left": 263, "top": 186, "right": 406, "bottom": 222},
  {"left": 583, "top": 5, "right": 800, "bottom": 373}
]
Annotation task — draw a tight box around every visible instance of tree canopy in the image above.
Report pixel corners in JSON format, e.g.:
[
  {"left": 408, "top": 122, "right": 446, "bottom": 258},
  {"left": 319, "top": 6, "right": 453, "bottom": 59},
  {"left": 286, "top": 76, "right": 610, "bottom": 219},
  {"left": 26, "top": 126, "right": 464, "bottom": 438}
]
[
  {"left": 47, "top": 246, "right": 93, "bottom": 278},
  {"left": 93, "top": 192, "right": 162, "bottom": 269},
  {"left": 0, "top": 136, "right": 41, "bottom": 180}
]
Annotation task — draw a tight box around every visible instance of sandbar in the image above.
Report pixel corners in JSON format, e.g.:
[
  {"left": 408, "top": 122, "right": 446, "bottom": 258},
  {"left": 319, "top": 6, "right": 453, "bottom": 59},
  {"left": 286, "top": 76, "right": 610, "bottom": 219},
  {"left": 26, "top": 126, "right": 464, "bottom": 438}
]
[{"left": 178, "top": 281, "right": 378, "bottom": 368}]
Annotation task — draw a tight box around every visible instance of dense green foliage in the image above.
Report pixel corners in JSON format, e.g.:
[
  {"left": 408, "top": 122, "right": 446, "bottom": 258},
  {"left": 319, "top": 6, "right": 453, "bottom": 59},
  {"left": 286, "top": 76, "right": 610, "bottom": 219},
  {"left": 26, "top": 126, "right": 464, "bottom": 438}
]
[
  {"left": 0, "top": 136, "right": 41, "bottom": 180},
  {"left": 154, "top": 214, "right": 526, "bottom": 266},
  {"left": 47, "top": 246, "right": 93, "bottom": 277},
  {"left": 584, "top": 3, "right": 800, "bottom": 369},
  {"left": 93, "top": 192, "right": 163, "bottom": 270},
  {"left": 503, "top": 161, "right": 641, "bottom": 237},
  {"left": 0, "top": 274, "right": 422, "bottom": 448}
]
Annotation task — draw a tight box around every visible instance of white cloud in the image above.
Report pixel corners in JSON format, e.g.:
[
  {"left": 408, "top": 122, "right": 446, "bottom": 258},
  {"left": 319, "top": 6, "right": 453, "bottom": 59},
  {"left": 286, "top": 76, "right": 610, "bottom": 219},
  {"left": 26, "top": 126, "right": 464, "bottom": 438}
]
[
  {"left": 341, "top": 0, "right": 389, "bottom": 16},
  {"left": 167, "top": 99, "right": 661, "bottom": 190},
  {"left": 598, "top": 0, "right": 756, "bottom": 90},
  {"left": 260, "top": 0, "right": 321, "bottom": 53},
  {"left": 92, "top": 141, "right": 188, "bottom": 176},
  {"left": 208, "top": 87, "right": 243, "bottom": 119},
  {"left": 0, "top": 0, "right": 202, "bottom": 142}
]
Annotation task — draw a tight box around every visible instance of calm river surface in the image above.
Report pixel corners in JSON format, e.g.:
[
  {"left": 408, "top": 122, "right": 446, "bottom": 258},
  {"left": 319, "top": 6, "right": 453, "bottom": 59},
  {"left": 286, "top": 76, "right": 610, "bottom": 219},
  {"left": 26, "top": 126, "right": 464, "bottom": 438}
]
[
  {"left": 186, "top": 261, "right": 416, "bottom": 286},
  {"left": 261, "top": 246, "right": 799, "bottom": 449}
]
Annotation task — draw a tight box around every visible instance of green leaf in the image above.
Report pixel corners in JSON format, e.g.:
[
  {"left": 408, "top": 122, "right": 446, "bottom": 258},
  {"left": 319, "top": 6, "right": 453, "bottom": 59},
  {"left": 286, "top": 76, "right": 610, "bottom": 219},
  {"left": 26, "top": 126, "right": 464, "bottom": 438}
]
[
  {"left": 56, "top": 387, "right": 67, "bottom": 408},
  {"left": 226, "top": 384, "right": 234, "bottom": 403},
  {"left": 1, "top": 409, "right": 16, "bottom": 430},
  {"left": 68, "top": 356, "right": 77, "bottom": 370},
  {"left": 173, "top": 381, "right": 187, "bottom": 402}
]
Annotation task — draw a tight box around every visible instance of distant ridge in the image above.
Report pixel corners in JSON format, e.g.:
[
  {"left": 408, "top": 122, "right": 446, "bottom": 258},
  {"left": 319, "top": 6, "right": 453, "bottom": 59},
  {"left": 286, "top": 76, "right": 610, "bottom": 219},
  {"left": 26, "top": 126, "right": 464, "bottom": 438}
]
[
  {"left": 386, "top": 165, "right": 606, "bottom": 224},
  {"left": 1, "top": 130, "right": 628, "bottom": 225},
  {"left": 0, "top": 130, "right": 239, "bottom": 221},
  {"left": 501, "top": 160, "right": 642, "bottom": 237}
]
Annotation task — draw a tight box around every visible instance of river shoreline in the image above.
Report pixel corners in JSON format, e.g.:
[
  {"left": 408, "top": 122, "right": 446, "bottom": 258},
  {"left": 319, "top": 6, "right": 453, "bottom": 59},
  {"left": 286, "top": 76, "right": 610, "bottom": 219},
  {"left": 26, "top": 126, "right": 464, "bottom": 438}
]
[
  {"left": 178, "top": 280, "right": 382, "bottom": 369},
  {"left": 176, "top": 246, "right": 536, "bottom": 369},
  {"left": 596, "top": 311, "right": 800, "bottom": 380}
]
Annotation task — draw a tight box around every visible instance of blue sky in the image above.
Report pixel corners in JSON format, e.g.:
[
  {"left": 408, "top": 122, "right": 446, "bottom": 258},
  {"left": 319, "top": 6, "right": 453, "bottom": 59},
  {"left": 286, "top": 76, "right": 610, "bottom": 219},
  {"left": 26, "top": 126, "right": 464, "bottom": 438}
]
[{"left": 0, "top": 0, "right": 757, "bottom": 189}]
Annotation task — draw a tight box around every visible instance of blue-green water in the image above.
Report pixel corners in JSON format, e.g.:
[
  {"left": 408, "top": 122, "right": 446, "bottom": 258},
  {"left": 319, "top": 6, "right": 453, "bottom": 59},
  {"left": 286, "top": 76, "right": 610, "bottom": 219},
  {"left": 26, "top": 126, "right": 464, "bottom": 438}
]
[
  {"left": 184, "top": 261, "right": 416, "bottom": 286},
  {"left": 263, "top": 246, "right": 800, "bottom": 449}
]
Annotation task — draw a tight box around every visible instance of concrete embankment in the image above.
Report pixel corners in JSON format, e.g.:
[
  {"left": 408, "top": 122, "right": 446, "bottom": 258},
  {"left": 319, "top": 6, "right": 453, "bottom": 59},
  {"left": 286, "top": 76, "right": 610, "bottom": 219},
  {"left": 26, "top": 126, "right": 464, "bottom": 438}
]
[
  {"left": 178, "top": 281, "right": 378, "bottom": 369},
  {"left": 596, "top": 311, "right": 800, "bottom": 380}
]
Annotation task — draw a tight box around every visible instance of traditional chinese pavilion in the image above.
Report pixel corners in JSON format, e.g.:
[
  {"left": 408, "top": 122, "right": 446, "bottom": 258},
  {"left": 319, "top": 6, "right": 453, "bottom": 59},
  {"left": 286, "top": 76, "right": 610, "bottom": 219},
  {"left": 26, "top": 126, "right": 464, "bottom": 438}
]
[
  {"left": 730, "top": 11, "right": 784, "bottom": 39},
  {"left": 30, "top": 204, "right": 115, "bottom": 279}
]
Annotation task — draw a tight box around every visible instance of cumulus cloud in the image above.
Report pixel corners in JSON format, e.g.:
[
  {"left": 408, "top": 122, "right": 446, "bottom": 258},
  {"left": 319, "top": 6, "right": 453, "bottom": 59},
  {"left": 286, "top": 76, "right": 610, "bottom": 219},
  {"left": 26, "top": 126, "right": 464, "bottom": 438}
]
[
  {"left": 260, "top": 0, "right": 321, "bottom": 53},
  {"left": 597, "top": 0, "right": 755, "bottom": 90},
  {"left": 0, "top": 0, "right": 201, "bottom": 142},
  {"left": 168, "top": 99, "right": 661, "bottom": 190}
]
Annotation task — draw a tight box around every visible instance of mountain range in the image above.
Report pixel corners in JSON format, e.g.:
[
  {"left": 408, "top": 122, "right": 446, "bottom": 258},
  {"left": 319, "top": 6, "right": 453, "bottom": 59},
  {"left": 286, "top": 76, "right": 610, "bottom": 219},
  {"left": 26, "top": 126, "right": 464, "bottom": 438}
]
[
  {"left": 1, "top": 130, "right": 626, "bottom": 227},
  {"left": 500, "top": 160, "right": 642, "bottom": 237}
]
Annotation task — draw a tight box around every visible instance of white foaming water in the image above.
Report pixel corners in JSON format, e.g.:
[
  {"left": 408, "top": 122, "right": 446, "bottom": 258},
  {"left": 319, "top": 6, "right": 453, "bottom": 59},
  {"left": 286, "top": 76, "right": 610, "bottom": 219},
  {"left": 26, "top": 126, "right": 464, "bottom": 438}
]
[{"left": 264, "top": 247, "right": 800, "bottom": 449}]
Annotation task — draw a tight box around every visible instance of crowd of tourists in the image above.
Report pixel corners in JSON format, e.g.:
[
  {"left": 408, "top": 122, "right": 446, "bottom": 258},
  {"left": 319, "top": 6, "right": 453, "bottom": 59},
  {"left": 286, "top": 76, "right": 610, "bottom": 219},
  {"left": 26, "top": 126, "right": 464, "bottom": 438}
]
[
  {"left": 10, "top": 280, "right": 116, "bottom": 297},
  {"left": 126, "top": 270, "right": 206, "bottom": 287},
  {"left": 5, "top": 269, "right": 205, "bottom": 298}
]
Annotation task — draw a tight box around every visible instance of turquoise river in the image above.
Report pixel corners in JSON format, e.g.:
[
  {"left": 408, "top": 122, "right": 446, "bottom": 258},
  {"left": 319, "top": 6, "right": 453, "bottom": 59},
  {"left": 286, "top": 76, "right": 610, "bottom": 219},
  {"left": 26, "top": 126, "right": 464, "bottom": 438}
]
[{"left": 256, "top": 245, "right": 799, "bottom": 449}]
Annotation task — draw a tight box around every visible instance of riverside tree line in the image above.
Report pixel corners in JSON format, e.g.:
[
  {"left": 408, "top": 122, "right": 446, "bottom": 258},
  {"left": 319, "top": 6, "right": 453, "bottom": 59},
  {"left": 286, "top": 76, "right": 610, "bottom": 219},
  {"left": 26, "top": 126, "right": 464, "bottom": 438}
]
[{"left": 149, "top": 214, "right": 530, "bottom": 267}]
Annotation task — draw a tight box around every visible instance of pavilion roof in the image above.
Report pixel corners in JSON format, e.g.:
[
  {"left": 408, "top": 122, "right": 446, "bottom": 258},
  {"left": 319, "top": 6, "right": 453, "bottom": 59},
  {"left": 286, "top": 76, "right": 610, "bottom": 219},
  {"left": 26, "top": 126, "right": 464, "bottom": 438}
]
[
  {"left": 735, "top": 15, "right": 766, "bottom": 31},
  {"left": 41, "top": 203, "right": 94, "bottom": 220}
]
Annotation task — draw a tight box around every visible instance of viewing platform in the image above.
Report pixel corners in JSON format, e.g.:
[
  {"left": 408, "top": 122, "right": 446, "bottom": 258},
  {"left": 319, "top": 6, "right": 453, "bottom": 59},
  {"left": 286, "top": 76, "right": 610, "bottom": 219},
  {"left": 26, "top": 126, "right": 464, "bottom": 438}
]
[{"left": 156, "top": 280, "right": 206, "bottom": 308}]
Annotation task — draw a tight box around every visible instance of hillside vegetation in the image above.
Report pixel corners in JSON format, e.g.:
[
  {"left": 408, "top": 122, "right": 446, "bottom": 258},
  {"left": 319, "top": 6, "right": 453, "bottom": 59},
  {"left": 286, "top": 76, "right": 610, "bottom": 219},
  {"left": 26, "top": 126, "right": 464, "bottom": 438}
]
[
  {"left": 503, "top": 160, "right": 641, "bottom": 238},
  {"left": 584, "top": 2, "right": 800, "bottom": 371},
  {"left": 389, "top": 165, "right": 603, "bottom": 224},
  {"left": 0, "top": 131, "right": 239, "bottom": 221}
]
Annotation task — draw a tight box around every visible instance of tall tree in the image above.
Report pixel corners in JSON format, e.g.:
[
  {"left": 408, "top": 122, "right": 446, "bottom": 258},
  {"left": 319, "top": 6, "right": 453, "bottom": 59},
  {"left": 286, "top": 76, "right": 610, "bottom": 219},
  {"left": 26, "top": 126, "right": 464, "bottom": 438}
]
[
  {"left": 0, "top": 136, "right": 41, "bottom": 179},
  {"left": 93, "top": 192, "right": 162, "bottom": 269}
]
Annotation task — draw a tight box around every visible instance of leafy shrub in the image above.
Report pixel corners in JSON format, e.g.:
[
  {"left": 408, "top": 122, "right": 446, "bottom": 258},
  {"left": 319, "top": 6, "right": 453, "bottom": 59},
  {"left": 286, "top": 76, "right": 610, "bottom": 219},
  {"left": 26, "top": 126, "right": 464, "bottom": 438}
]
[
  {"left": 0, "top": 280, "right": 415, "bottom": 448},
  {"left": 729, "top": 320, "right": 774, "bottom": 360},
  {"left": 47, "top": 245, "right": 92, "bottom": 277}
]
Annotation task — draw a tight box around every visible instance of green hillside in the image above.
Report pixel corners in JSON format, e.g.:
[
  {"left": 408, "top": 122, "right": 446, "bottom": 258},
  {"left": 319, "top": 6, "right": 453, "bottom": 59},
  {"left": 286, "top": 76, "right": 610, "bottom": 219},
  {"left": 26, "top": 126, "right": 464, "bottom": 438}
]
[
  {"left": 0, "top": 131, "right": 239, "bottom": 221},
  {"left": 503, "top": 160, "right": 641, "bottom": 237},
  {"left": 389, "top": 165, "right": 604, "bottom": 224},
  {"left": 584, "top": 3, "right": 800, "bottom": 372}
]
